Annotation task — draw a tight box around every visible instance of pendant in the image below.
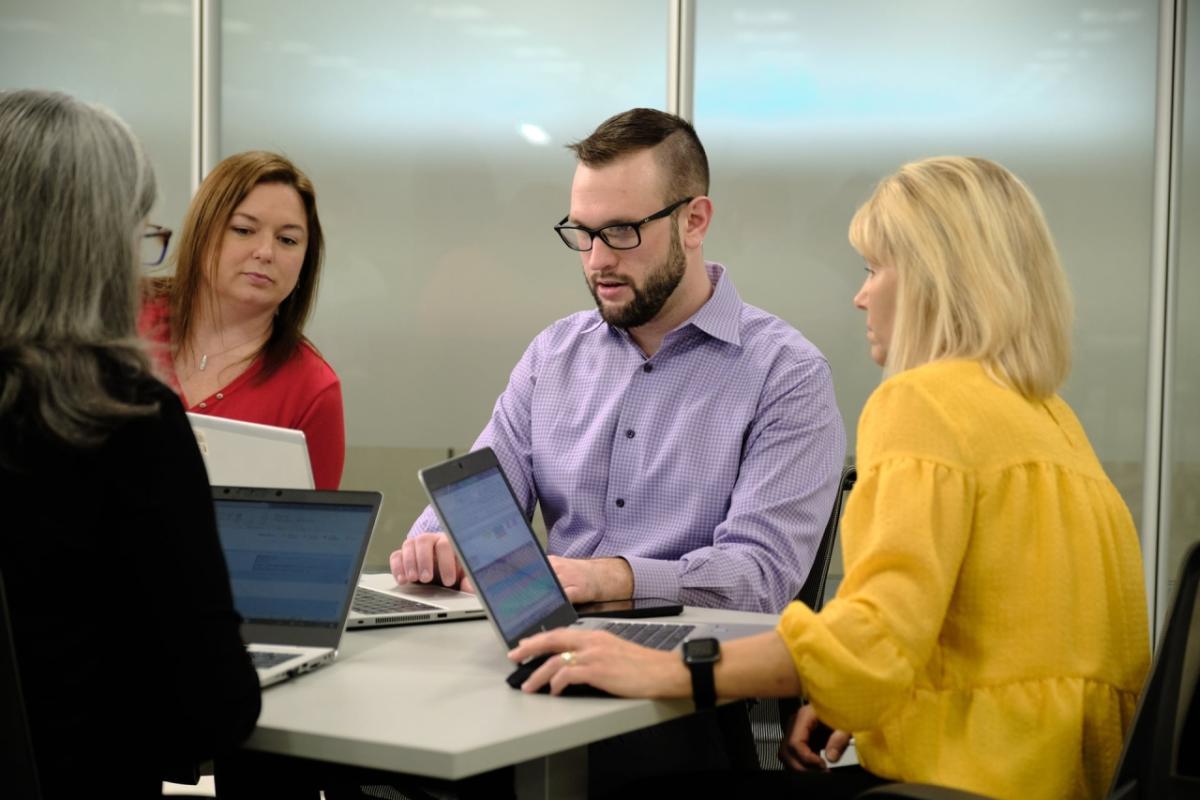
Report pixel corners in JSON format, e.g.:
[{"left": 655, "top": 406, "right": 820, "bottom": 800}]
[{"left": 198, "top": 354, "right": 208, "bottom": 371}]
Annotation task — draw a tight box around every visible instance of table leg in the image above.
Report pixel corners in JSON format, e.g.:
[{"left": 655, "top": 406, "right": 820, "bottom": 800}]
[{"left": 513, "top": 746, "right": 587, "bottom": 800}]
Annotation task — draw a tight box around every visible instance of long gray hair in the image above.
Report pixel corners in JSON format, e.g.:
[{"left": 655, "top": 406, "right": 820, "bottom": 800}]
[{"left": 0, "top": 90, "right": 158, "bottom": 452}]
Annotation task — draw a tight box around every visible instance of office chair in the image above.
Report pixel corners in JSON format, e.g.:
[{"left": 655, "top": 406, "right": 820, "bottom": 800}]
[
  {"left": 856, "top": 540, "right": 1200, "bottom": 800},
  {"left": 796, "top": 466, "right": 857, "bottom": 610},
  {"left": 752, "top": 466, "right": 857, "bottom": 770},
  {"left": 1, "top": 569, "right": 43, "bottom": 800}
]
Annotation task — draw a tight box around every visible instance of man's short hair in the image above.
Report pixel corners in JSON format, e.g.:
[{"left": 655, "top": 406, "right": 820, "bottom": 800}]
[{"left": 568, "top": 108, "right": 709, "bottom": 202}]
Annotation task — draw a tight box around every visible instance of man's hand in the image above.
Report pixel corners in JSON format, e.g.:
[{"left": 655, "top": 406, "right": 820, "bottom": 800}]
[
  {"left": 389, "top": 533, "right": 474, "bottom": 592},
  {"left": 779, "top": 703, "right": 851, "bottom": 771},
  {"left": 548, "top": 555, "right": 633, "bottom": 604}
]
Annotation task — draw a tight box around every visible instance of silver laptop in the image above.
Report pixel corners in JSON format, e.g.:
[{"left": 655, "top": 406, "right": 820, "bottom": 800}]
[
  {"left": 188, "top": 413, "right": 473, "bottom": 626},
  {"left": 348, "top": 572, "right": 484, "bottom": 628},
  {"left": 213, "top": 486, "right": 380, "bottom": 688},
  {"left": 418, "top": 447, "right": 773, "bottom": 654},
  {"left": 188, "top": 413, "right": 314, "bottom": 490}
]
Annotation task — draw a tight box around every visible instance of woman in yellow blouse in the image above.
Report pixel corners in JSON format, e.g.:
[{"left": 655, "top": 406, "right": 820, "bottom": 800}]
[{"left": 508, "top": 156, "right": 1150, "bottom": 799}]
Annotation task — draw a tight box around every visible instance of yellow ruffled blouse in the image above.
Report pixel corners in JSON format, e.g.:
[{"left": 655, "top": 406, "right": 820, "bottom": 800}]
[{"left": 778, "top": 359, "right": 1149, "bottom": 800}]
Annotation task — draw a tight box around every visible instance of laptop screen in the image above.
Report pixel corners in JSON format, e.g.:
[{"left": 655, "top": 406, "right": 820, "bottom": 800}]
[
  {"left": 429, "top": 466, "right": 563, "bottom": 641},
  {"left": 215, "top": 498, "right": 373, "bottom": 629}
]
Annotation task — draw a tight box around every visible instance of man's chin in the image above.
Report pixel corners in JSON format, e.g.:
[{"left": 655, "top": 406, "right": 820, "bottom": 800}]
[{"left": 596, "top": 300, "right": 636, "bottom": 327}]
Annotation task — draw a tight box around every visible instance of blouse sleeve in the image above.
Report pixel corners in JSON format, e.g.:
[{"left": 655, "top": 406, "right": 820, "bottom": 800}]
[
  {"left": 297, "top": 380, "right": 345, "bottom": 490},
  {"left": 776, "top": 378, "right": 975, "bottom": 733}
]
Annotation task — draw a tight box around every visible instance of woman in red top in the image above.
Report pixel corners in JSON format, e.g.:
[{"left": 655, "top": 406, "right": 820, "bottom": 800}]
[{"left": 141, "top": 151, "right": 345, "bottom": 489}]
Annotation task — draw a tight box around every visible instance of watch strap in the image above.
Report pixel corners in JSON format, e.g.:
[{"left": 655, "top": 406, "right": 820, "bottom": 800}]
[{"left": 688, "top": 659, "right": 717, "bottom": 710}]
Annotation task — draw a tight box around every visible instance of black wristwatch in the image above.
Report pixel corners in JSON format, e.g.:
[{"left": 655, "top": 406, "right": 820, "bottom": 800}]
[{"left": 682, "top": 637, "right": 721, "bottom": 710}]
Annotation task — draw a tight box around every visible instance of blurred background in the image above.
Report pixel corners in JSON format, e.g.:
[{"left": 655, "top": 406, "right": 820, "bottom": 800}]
[{"left": 3, "top": 0, "right": 1195, "bottom": 636}]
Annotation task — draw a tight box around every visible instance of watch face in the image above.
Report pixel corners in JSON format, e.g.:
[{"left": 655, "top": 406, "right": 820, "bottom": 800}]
[{"left": 684, "top": 637, "right": 720, "bottom": 662}]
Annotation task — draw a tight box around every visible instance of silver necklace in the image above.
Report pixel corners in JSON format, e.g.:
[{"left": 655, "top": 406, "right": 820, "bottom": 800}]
[{"left": 197, "top": 334, "right": 264, "bottom": 371}]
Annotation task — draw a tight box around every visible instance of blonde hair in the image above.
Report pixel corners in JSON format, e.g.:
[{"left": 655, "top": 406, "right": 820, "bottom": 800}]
[{"left": 848, "top": 156, "right": 1073, "bottom": 399}]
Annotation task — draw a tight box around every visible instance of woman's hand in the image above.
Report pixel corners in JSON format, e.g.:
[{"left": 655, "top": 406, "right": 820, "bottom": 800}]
[
  {"left": 779, "top": 703, "right": 852, "bottom": 771},
  {"left": 507, "top": 629, "right": 691, "bottom": 699}
]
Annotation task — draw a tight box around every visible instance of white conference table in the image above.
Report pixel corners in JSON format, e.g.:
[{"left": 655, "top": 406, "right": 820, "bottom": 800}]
[{"left": 242, "top": 604, "right": 779, "bottom": 798}]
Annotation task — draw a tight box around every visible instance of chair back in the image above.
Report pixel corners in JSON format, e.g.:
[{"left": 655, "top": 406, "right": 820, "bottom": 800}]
[
  {"left": 1, "top": 569, "right": 43, "bottom": 799},
  {"left": 1109, "top": 541, "right": 1200, "bottom": 799},
  {"left": 796, "top": 465, "right": 857, "bottom": 610},
  {"left": 755, "top": 465, "right": 857, "bottom": 770}
]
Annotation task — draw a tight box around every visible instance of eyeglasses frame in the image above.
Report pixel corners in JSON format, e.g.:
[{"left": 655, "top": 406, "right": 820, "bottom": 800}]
[
  {"left": 142, "top": 223, "right": 173, "bottom": 267},
  {"left": 553, "top": 196, "right": 694, "bottom": 252}
]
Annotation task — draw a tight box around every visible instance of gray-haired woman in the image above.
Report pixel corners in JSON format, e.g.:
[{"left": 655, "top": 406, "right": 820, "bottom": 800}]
[{"left": 0, "top": 89, "right": 260, "bottom": 797}]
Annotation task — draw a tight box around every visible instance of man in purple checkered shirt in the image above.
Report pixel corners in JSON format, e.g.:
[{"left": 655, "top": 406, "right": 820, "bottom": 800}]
[{"left": 391, "top": 108, "right": 845, "bottom": 614}]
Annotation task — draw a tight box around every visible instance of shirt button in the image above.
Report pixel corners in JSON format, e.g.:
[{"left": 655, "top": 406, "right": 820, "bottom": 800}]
[
  {"left": 643, "top": 363, "right": 653, "bottom": 373},
  {"left": 625, "top": 429, "right": 635, "bottom": 439},
  {"left": 215, "top": 392, "right": 224, "bottom": 400},
  {"left": 198, "top": 402, "right": 207, "bottom": 409},
  {"left": 615, "top": 498, "right": 625, "bottom": 508}
]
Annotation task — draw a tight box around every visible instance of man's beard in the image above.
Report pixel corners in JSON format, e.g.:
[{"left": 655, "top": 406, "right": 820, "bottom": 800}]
[{"left": 587, "top": 225, "right": 686, "bottom": 329}]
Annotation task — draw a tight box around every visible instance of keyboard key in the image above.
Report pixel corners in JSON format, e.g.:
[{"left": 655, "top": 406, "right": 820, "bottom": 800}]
[
  {"left": 352, "top": 588, "right": 439, "bottom": 615},
  {"left": 250, "top": 651, "right": 299, "bottom": 669},
  {"left": 600, "top": 622, "right": 694, "bottom": 651}
]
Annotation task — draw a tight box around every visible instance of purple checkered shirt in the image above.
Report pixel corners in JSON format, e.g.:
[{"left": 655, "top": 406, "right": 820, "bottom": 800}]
[{"left": 411, "top": 263, "right": 845, "bottom": 612}]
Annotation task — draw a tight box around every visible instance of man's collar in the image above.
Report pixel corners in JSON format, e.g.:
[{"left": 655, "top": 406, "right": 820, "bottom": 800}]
[
  {"left": 681, "top": 262, "right": 741, "bottom": 346},
  {"left": 580, "top": 261, "right": 742, "bottom": 345}
]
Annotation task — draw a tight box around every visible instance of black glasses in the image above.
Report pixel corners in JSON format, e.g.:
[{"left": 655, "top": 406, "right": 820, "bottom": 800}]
[
  {"left": 141, "top": 224, "right": 172, "bottom": 267},
  {"left": 554, "top": 197, "right": 693, "bottom": 252}
]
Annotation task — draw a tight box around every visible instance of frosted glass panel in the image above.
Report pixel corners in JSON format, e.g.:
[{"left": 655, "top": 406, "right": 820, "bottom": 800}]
[
  {"left": 1166, "top": 8, "right": 1200, "bottom": 609},
  {"left": 0, "top": 0, "right": 192, "bottom": 251},
  {"left": 221, "top": 0, "right": 666, "bottom": 565},
  {"left": 694, "top": 0, "right": 1157, "bottom": 529}
]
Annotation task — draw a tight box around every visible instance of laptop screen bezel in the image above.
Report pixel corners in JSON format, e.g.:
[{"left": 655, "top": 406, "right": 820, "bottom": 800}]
[
  {"left": 419, "top": 447, "right": 578, "bottom": 650},
  {"left": 212, "top": 486, "right": 381, "bottom": 649}
]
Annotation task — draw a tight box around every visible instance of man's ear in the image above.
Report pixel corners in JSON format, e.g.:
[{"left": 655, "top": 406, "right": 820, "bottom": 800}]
[{"left": 682, "top": 196, "right": 713, "bottom": 250}]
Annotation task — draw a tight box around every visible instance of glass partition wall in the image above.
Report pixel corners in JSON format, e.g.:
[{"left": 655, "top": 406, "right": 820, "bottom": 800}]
[
  {"left": 220, "top": 1, "right": 667, "bottom": 563},
  {"left": 1164, "top": 0, "right": 1200, "bottom": 618},
  {"left": 3, "top": 1, "right": 1190, "bottom": 630},
  {"left": 0, "top": 0, "right": 192, "bottom": 255},
  {"left": 693, "top": 0, "right": 1160, "bottom": 599}
]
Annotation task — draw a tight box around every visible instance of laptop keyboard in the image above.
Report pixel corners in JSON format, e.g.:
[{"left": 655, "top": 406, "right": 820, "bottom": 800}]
[
  {"left": 250, "top": 651, "right": 300, "bottom": 669},
  {"left": 352, "top": 587, "right": 439, "bottom": 615},
  {"left": 600, "top": 621, "right": 695, "bottom": 650}
]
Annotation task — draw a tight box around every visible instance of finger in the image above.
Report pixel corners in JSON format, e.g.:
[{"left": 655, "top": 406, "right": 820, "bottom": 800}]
[
  {"left": 389, "top": 548, "right": 405, "bottom": 583},
  {"left": 434, "top": 535, "right": 459, "bottom": 587},
  {"left": 780, "top": 736, "right": 827, "bottom": 772},
  {"left": 399, "top": 540, "right": 419, "bottom": 583},
  {"left": 548, "top": 657, "right": 585, "bottom": 695},
  {"left": 508, "top": 628, "right": 589, "bottom": 662},
  {"left": 414, "top": 536, "right": 438, "bottom": 583},
  {"left": 524, "top": 646, "right": 595, "bottom": 694},
  {"left": 460, "top": 574, "right": 475, "bottom": 594},
  {"left": 825, "top": 730, "right": 852, "bottom": 763},
  {"left": 780, "top": 706, "right": 828, "bottom": 772}
]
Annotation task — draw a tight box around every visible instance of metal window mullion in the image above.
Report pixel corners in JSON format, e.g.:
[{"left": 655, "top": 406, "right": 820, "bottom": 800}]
[
  {"left": 668, "top": 0, "right": 695, "bottom": 121},
  {"left": 1144, "top": 0, "right": 1185, "bottom": 646},
  {"left": 192, "top": 0, "right": 221, "bottom": 191}
]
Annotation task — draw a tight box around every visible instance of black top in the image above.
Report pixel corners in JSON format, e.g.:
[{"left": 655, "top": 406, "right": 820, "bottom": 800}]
[{"left": 0, "top": 361, "right": 261, "bottom": 797}]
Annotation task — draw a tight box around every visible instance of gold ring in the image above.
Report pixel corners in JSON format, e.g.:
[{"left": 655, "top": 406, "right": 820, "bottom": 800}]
[{"left": 560, "top": 651, "right": 575, "bottom": 665}]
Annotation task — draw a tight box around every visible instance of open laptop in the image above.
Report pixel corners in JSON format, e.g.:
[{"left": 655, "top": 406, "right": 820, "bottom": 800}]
[
  {"left": 348, "top": 572, "right": 484, "bottom": 628},
  {"left": 188, "top": 413, "right": 314, "bottom": 490},
  {"left": 418, "top": 447, "right": 774, "bottom": 656},
  {"left": 213, "top": 486, "right": 380, "bottom": 687},
  {"left": 189, "top": 414, "right": 478, "bottom": 627}
]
